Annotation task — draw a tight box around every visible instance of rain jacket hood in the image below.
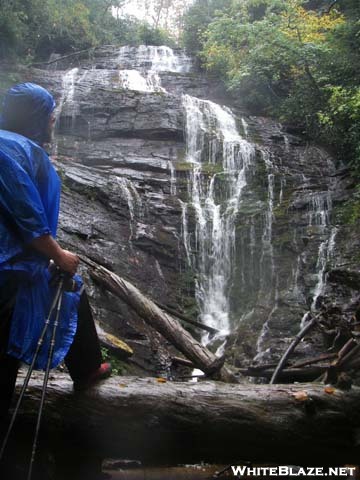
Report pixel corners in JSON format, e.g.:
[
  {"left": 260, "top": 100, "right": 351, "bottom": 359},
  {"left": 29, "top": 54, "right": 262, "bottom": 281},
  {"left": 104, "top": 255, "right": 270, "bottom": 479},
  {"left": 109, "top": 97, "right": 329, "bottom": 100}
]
[{"left": 0, "top": 83, "right": 56, "bottom": 146}]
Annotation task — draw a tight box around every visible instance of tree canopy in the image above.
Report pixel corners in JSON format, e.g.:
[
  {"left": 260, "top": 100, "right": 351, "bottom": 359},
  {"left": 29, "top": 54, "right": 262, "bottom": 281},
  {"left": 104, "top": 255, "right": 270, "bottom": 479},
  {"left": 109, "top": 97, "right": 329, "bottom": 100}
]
[
  {"left": 1, "top": 0, "right": 359, "bottom": 171},
  {"left": 182, "top": 0, "right": 360, "bottom": 170},
  {"left": 0, "top": 0, "right": 175, "bottom": 60}
]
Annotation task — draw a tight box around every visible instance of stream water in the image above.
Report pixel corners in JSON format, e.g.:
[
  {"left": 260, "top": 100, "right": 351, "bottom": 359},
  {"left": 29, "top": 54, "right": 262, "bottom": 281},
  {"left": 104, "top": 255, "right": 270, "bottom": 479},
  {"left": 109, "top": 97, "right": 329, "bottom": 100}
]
[{"left": 104, "top": 465, "right": 233, "bottom": 479}]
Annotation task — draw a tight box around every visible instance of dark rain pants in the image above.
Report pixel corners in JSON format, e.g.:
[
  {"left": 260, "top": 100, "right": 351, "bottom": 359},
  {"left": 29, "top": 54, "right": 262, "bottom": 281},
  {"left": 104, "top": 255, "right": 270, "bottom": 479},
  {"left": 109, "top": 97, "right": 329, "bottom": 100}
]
[{"left": 0, "top": 287, "right": 102, "bottom": 418}]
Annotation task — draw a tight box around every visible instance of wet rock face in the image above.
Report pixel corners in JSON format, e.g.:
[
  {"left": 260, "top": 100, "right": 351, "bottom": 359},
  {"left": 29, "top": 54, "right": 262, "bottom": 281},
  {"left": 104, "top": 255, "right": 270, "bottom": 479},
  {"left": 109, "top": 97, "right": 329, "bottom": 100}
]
[
  {"left": 16, "top": 45, "right": 355, "bottom": 374},
  {"left": 59, "top": 88, "right": 184, "bottom": 141},
  {"left": 227, "top": 127, "right": 338, "bottom": 366}
]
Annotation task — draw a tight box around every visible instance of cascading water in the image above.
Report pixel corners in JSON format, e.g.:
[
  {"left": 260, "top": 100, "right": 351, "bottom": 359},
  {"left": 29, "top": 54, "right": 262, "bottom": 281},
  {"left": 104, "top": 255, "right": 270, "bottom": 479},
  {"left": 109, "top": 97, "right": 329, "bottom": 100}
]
[
  {"left": 55, "top": 46, "right": 188, "bottom": 233},
  {"left": 115, "top": 45, "right": 192, "bottom": 92},
  {"left": 53, "top": 67, "right": 79, "bottom": 158},
  {"left": 117, "top": 45, "right": 192, "bottom": 73},
  {"left": 181, "top": 94, "right": 255, "bottom": 349},
  {"left": 241, "top": 118, "right": 249, "bottom": 137},
  {"left": 56, "top": 67, "right": 79, "bottom": 120},
  {"left": 168, "top": 161, "right": 177, "bottom": 196},
  {"left": 56, "top": 46, "right": 191, "bottom": 114},
  {"left": 260, "top": 150, "right": 276, "bottom": 284},
  {"left": 254, "top": 151, "right": 278, "bottom": 360},
  {"left": 115, "top": 177, "right": 143, "bottom": 241},
  {"left": 300, "top": 192, "right": 337, "bottom": 328},
  {"left": 118, "top": 69, "right": 164, "bottom": 92}
]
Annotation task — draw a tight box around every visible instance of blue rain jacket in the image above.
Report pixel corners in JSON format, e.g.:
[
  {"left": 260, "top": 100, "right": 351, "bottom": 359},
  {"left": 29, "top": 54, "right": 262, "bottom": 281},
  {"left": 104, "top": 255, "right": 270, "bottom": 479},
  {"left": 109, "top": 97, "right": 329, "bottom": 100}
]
[{"left": 0, "top": 84, "right": 80, "bottom": 370}]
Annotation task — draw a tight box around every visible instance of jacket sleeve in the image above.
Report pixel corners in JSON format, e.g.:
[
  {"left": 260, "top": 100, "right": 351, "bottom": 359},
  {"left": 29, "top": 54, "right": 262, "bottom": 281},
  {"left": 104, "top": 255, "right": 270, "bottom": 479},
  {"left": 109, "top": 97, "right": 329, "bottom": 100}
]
[{"left": 0, "top": 151, "right": 51, "bottom": 244}]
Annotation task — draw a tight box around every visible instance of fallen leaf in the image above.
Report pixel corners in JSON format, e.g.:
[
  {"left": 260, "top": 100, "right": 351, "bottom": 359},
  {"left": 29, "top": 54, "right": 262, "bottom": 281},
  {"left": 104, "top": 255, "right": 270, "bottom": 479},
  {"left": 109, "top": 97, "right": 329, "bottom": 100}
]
[
  {"left": 156, "top": 377, "right": 167, "bottom": 383},
  {"left": 118, "top": 384, "right": 127, "bottom": 388},
  {"left": 324, "top": 386, "right": 335, "bottom": 394},
  {"left": 104, "top": 334, "right": 134, "bottom": 355},
  {"left": 292, "top": 391, "right": 308, "bottom": 401}
]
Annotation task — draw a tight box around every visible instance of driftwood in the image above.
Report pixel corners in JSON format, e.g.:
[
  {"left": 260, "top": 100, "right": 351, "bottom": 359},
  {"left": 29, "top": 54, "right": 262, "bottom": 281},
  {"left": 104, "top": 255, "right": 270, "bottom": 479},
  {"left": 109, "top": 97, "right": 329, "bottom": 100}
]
[
  {"left": 291, "top": 352, "right": 338, "bottom": 369},
  {"left": 237, "top": 366, "right": 328, "bottom": 382},
  {"left": 239, "top": 355, "right": 340, "bottom": 382},
  {"left": 323, "top": 339, "right": 360, "bottom": 385},
  {"left": 336, "top": 341, "right": 360, "bottom": 368},
  {"left": 30, "top": 47, "right": 96, "bottom": 68},
  {"left": 171, "top": 356, "right": 194, "bottom": 368},
  {"left": 153, "top": 300, "right": 219, "bottom": 335},
  {"left": 270, "top": 314, "right": 320, "bottom": 384},
  {"left": 13, "top": 372, "right": 360, "bottom": 465},
  {"left": 80, "top": 256, "right": 235, "bottom": 383}
]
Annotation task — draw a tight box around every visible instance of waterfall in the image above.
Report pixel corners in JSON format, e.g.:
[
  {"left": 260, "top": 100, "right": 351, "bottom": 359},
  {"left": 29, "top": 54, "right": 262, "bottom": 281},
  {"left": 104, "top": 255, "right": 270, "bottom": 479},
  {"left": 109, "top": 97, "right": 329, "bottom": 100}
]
[
  {"left": 292, "top": 255, "right": 302, "bottom": 300},
  {"left": 279, "top": 177, "right": 286, "bottom": 205},
  {"left": 181, "top": 94, "right": 255, "bottom": 347},
  {"left": 117, "top": 45, "right": 192, "bottom": 73},
  {"left": 118, "top": 69, "right": 164, "bottom": 92},
  {"left": 300, "top": 192, "right": 337, "bottom": 328},
  {"left": 254, "top": 151, "right": 278, "bottom": 361},
  {"left": 179, "top": 200, "right": 192, "bottom": 266},
  {"left": 56, "top": 67, "right": 79, "bottom": 121},
  {"left": 44, "top": 43, "right": 346, "bottom": 378},
  {"left": 241, "top": 118, "right": 249, "bottom": 137},
  {"left": 55, "top": 46, "right": 188, "bottom": 197},
  {"left": 260, "top": 150, "right": 275, "bottom": 284},
  {"left": 168, "top": 160, "right": 177, "bottom": 196},
  {"left": 310, "top": 226, "right": 337, "bottom": 309},
  {"left": 115, "top": 177, "right": 143, "bottom": 241},
  {"left": 114, "top": 45, "right": 192, "bottom": 92},
  {"left": 283, "top": 135, "right": 290, "bottom": 152},
  {"left": 255, "top": 285, "right": 280, "bottom": 359},
  {"left": 308, "top": 192, "right": 332, "bottom": 227},
  {"left": 52, "top": 67, "right": 79, "bottom": 157}
]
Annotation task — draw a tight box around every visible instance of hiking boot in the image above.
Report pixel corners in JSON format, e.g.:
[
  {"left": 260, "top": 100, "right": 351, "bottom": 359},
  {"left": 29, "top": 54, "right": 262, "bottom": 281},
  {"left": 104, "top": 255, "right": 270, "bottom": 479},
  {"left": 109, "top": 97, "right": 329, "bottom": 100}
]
[{"left": 73, "top": 363, "right": 112, "bottom": 392}]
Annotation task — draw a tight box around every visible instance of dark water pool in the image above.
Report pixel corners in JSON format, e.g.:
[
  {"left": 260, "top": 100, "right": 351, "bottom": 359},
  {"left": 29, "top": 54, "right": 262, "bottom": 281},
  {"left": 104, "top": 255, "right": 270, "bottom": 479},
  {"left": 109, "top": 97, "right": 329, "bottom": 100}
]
[{"left": 104, "top": 465, "right": 233, "bottom": 479}]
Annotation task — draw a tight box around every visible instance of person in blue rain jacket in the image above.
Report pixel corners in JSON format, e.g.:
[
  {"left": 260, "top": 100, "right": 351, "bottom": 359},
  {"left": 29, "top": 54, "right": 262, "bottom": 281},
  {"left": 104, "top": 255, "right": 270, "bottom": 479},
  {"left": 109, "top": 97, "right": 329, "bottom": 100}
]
[{"left": 0, "top": 83, "right": 111, "bottom": 420}]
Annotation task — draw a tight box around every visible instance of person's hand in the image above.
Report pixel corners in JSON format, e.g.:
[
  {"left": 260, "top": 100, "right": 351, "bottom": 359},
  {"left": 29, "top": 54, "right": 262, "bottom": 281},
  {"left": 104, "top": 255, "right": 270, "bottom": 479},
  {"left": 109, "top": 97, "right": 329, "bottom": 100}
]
[{"left": 55, "top": 249, "right": 79, "bottom": 276}]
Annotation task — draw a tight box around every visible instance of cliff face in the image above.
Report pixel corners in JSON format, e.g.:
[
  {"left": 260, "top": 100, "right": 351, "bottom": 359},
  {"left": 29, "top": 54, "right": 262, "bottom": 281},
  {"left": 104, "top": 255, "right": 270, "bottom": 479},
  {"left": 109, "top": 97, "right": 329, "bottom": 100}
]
[{"left": 6, "top": 45, "right": 359, "bottom": 375}]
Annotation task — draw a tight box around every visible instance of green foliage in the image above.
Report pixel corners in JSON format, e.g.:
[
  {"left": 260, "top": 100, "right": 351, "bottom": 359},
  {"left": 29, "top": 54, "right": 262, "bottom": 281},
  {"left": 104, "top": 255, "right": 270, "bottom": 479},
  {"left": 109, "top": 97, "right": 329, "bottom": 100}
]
[
  {"left": 0, "top": 0, "right": 176, "bottom": 61},
  {"left": 182, "top": 0, "right": 360, "bottom": 171},
  {"left": 100, "top": 347, "right": 126, "bottom": 376},
  {"left": 0, "top": 1, "right": 27, "bottom": 58},
  {"left": 0, "top": 71, "right": 22, "bottom": 93},
  {"left": 334, "top": 184, "right": 360, "bottom": 225},
  {"left": 181, "top": 0, "right": 232, "bottom": 53},
  {"left": 133, "top": 23, "right": 177, "bottom": 47},
  {"left": 0, "top": 0, "right": 97, "bottom": 59},
  {"left": 318, "top": 86, "right": 360, "bottom": 168}
]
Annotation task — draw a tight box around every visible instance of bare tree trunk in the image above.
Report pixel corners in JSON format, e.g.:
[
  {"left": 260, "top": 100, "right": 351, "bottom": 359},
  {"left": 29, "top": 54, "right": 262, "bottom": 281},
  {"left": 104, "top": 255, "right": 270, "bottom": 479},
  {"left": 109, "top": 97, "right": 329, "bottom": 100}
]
[{"left": 153, "top": 0, "right": 165, "bottom": 29}]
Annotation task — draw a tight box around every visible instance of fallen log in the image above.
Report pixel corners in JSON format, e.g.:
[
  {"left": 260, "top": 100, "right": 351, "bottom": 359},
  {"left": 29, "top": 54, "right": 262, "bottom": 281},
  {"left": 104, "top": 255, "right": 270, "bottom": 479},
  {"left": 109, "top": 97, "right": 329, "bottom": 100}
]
[
  {"left": 80, "top": 256, "right": 235, "bottom": 382},
  {"left": 13, "top": 373, "right": 360, "bottom": 465},
  {"left": 237, "top": 366, "right": 328, "bottom": 382}
]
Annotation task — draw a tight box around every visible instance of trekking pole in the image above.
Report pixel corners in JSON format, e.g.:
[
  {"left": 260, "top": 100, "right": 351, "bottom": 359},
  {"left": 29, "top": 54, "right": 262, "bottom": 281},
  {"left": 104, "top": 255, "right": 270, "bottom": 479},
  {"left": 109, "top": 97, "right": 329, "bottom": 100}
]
[
  {"left": 0, "top": 278, "right": 64, "bottom": 463},
  {"left": 27, "top": 275, "right": 65, "bottom": 480}
]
